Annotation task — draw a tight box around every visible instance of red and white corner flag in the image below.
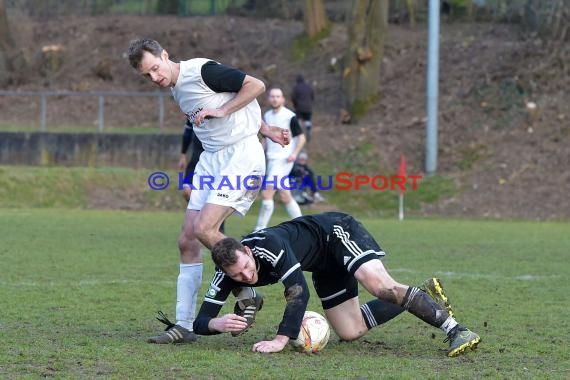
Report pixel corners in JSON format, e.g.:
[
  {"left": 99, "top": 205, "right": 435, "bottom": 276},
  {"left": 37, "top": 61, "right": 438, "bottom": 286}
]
[{"left": 399, "top": 155, "right": 406, "bottom": 221}]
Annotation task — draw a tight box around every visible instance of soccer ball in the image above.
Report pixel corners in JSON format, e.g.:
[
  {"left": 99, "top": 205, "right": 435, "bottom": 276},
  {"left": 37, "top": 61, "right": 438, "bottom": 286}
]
[{"left": 290, "top": 311, "right": 330, "bottom": 353}]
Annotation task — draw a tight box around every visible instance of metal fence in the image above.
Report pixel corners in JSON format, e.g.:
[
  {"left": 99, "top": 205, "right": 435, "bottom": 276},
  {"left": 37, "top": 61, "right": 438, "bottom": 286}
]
[{"left": 0, "top": 90, "right": 171, "bottom": 132}]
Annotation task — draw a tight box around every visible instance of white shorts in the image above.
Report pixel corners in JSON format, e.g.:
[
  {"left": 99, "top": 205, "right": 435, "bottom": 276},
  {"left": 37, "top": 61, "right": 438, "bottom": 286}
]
[
  {"left": 265, "top": 158, "right": 295, "bottom": 190},
  {"left": 187, "top": 135, "right": 265, "bottom": 216}
]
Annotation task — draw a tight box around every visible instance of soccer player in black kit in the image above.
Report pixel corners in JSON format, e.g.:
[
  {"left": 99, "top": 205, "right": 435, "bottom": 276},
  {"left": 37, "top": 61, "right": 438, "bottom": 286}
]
[{"left": 193, "top": 212, "right": 481, "bottom": 357}]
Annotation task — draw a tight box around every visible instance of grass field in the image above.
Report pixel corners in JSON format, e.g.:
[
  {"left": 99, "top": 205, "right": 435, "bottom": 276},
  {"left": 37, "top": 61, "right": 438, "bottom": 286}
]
[
  {"left": 0, "top": 165, "right": 456, "bottom": 216},
  {"left": 1, "top": 209, "right": 569, "bottom": 379}
]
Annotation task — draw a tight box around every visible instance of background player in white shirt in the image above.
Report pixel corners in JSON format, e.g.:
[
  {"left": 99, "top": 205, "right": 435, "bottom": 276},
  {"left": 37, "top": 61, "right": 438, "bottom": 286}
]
[
  {"left": 128, "top": 38, "right": 289, "bottom": 344},
  {"left": 254, "top": 88, "right": 306, "bottom": 231}
]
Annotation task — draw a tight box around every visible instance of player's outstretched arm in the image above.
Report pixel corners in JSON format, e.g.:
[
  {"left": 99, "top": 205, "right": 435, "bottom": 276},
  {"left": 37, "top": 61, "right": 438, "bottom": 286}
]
[
  {"left": 260, "top": 121, "right": 290, "bottom": 147},
  {"left": 207, "top": 314, "right": 248, "bottom": 333},
  {"left": 251, "top": 272, "right": 309, "bottom": 353},
  {"left": 193, "top": 270, "right": 236, "bottom": 335},
  {"left": 252, "top": 335, "right": 289, "bottom": 353}
]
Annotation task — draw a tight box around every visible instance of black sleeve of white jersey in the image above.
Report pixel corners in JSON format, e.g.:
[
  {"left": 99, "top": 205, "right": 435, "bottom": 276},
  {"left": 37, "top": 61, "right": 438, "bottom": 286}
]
[
  {"left": 193, "top": 269, "right": 236, "bottom": 335},
  {"left": 262, "top": 238, "right": 309, "bottom": 339},
  {"left": 201, "top": 60, "right": 246, "bottom": 93},
  {"left": 289, "top": 116, "right": 304, "bottom": 138}
]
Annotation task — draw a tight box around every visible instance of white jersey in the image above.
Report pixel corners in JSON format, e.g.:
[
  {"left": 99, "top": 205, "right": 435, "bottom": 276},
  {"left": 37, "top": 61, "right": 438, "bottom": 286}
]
[
  {"left": 171, "top": 58, "right": 262, "bottom": 152},
  {"left": 264, "top": 106, "right": 298, "bottom": 160}
]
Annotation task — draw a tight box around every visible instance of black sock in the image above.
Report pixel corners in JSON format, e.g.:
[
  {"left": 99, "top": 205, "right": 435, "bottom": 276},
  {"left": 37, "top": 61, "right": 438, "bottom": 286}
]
[
  {"left": 401, "top": 287, "right": 449, "bottom": 328},
  {"left": 360, "top": 299, "right": 405, "bottom": 330}
]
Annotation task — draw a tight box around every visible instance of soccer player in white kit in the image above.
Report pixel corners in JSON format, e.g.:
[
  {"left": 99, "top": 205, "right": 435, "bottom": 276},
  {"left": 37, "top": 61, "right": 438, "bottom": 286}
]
[
  {"left": 254, "top": 88, "right": 306, "bottom": 231},
  {"left": 128, "top": 38, "right": 289, "bottom": 344}
]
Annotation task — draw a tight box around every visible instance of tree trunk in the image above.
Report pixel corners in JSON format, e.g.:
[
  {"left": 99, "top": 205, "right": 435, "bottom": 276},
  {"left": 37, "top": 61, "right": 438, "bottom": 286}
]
[
  {"left": 406, "top": 0, "right": 416, "bottom": 28},
  {"left": 0, "top": 0, "right": 13, "bottom": 49},
  {"left": 0, "top": 0, "right": 14, "bottom": 85},
  {"left": 466, "top": 0, "right": 474, "bottom": 21},
  {"left": 343, "top": 0, "right": 389, "bottom": 121},
  {"left": 304, "top": 0, "right": 328, "bottom": 38}
]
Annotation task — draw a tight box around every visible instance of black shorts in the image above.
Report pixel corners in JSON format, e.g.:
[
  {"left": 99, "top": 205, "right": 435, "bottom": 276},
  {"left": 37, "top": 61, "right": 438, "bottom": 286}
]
[
  {"left": 296, "top": 111, "right": 312, "bottom": 122},
  {"left": 311, "top": 213, "right": 385, "bottom": 309},
  {"left": 183, "top": 137, "right": 225, "bottom": 233}
]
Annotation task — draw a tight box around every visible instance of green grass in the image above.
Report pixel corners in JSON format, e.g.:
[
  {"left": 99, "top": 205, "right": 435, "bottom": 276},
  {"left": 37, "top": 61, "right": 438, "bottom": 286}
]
[
  {"left": 0, "top": 166, "right": 177, "bottom": 209},
  {"left": 312, "top": 144, "right": 458, "bottom": 217},
  {"left": 0, "top": 165, "right": 456, "bottom": 216},
  {"left": 1, "top": 209, "right": 568, "bottom": 379}
]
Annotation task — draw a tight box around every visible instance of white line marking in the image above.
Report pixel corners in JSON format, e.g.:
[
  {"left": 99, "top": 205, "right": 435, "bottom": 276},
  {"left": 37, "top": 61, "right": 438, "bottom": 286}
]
[
  {"left": 0, "top": 279, "right": 174, "bottom": 287},
  {"left": 0, "top": 270, "right": 562, "bottom": 288},
  {"left": 388, "top": 268, "right": 562, "bottom": 281}
]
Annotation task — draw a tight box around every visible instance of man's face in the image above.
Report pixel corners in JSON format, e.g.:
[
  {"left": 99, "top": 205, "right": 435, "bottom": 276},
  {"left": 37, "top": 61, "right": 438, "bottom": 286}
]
[
  {"left": 268, "top": 89, "right": 285, "bottom": 109},
  {"left": 224, "top": 248, "right": 258, "bottom": 285},
  {"left": 138, "top": 50, "right": 174, "bottom": 87}
]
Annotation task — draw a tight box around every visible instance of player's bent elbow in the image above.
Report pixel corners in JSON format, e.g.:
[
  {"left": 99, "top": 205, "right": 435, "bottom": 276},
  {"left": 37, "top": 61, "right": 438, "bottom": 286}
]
[
  {"left": 242, "top": 75, "right": 265, "bottom": 97},
  {"left": 257, "top": 78, "right": 266, "bottom": 93},
  {"left": 251, "top": 77, "right": 265, "bottom": 96}
]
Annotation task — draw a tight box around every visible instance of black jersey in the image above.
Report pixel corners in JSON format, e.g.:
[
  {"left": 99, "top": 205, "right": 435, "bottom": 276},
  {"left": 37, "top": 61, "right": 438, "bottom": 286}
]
[{"left": 193, "top": 212, "right": 352, "bottom": 338}]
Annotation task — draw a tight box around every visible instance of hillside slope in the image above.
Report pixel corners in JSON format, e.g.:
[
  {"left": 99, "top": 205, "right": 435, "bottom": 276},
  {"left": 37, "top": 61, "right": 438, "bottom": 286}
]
[{"left": 1, "top": 15, "right": 568, "bottom": 219}]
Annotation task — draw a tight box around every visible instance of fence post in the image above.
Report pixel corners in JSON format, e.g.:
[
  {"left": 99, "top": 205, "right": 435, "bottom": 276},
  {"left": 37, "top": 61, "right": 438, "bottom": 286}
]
[
  {"left": 158, "top": 94, "right": 165, "bottom": 130},
  {"left": 40, "top": 93, "right": 47, "bottom": 131},
  {"left": 98, "top": 95, "right": 104, "bottom": 132}
]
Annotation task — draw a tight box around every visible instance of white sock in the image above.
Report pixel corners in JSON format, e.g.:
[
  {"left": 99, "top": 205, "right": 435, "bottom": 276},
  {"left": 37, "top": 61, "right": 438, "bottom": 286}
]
[
  {"left": 285, "top": 200, "right": 302, "bottom": 219},
  {"left": 254, "top": 199, "right": 274, "bottom": 230},
  {"left": 176, "top": 263, "right": 203, "bottom": 331},
  {"left": 440, "top": 316, "right": 459, "bottom": 334}
]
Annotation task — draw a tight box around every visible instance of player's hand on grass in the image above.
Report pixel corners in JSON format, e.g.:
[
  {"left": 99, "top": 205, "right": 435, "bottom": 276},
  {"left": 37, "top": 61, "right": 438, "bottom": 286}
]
[
  {"left": 261, "top": 124, "right": 290, "bottom": 147},
  {"left": 209, "top": 313, "right": 248, "bottom": 333},
  {"left": 195, "top": 108, "right": 224, "bottom": 126},
  {"left": 252, "top": 335, "right": 289, "bottom": 353}
]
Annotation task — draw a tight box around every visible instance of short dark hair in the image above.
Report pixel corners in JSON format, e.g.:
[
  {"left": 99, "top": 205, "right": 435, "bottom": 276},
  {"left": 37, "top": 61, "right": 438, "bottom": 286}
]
[
  {"left": 211, "top": 238, "right": 246, "bottom": 270},
  {"left": 127, "top": 38, "right": 164, "bottom": 70}
]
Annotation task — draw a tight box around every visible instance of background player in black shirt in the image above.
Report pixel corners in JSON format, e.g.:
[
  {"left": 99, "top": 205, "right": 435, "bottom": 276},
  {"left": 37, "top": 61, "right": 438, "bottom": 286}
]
[
  {"left": 179, "top": 120, "right": 202, "bottom": 203},
  {"left": 194, "top": 212, "right": 481, "bottom": 357},
  {"left": 179, "top": 119, "right": 225, "bottom": 233}
]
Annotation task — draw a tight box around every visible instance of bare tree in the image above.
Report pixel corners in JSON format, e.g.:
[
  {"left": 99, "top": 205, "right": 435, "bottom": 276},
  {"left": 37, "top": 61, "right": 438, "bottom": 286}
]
[
  {"left": 304, "top": 0, "right": 328, "bottom": 37},
  {"left": 0, "top": 0, "right": 14, "bottom": 85},
  {"left": 343, "top": 0, "right": 389, "bottom": 121},
  {"left": 524, "top": 0, "right": 569, "bottom": 41},
  {"left": 405, "top": 0, "right": 416, "bottom": 27}
]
